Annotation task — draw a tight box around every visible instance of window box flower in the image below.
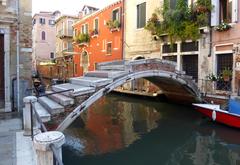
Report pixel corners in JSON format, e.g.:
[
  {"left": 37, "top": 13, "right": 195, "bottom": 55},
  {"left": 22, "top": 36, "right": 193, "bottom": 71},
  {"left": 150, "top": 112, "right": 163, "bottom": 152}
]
[
  {"left": 214, "top": 22, "right": 232, "bottom": 32},
  {"left": 106, "top": 20, "right": 121, "bottom": 32}
]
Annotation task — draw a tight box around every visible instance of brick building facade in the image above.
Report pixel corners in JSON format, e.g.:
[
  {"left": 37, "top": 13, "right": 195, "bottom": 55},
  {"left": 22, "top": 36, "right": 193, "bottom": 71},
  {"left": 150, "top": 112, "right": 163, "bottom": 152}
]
[{"left": 0, "top": 0, "right": 32, "bottom": 112}]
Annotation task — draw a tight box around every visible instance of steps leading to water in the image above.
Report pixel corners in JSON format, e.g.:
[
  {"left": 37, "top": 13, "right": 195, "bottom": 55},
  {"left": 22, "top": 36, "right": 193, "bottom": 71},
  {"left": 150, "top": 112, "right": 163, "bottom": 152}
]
[
  {"left": 46, "top": 91, "right": 74, "bottom": 106},
  {"left": 52, "top": 83, "right": 95, "bottom": 97},
  {"left": 70, "top": 77, "right": 113, "bottom": 88},
  {"left": 38, "top": 96, "right": 64, "bottom": 115}
]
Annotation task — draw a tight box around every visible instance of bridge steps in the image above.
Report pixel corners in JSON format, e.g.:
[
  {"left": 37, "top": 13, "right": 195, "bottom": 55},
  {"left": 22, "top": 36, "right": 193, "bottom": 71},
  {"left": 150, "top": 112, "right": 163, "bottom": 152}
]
[
  {"left": 33, "top": 102, "right": 51, "bottom": 122},
  {"left": 38, "top": 96, "right": 64, "bottom": 115},
  {"left": 85, "top": 70, "right": 128, "bottom": 79},
  {"left": 52, "top": 83, "right": 95, "bottom": 97},
  {"left": 70, "top": 77, "right": 113, "bottom": 88},
  {"left": 45, "top": 91, "right": 74, "bottom": 106}
]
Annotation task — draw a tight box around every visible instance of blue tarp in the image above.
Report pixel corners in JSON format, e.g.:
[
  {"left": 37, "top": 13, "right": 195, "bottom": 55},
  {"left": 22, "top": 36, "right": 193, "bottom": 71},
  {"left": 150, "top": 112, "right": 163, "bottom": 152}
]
[{"left": 229, "top": 99, "right": 240, "bottom": 115}]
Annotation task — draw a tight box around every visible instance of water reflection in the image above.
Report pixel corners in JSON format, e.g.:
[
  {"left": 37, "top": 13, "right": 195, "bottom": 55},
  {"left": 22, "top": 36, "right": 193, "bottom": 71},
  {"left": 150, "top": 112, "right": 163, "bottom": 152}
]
[
  {"left": 63, "top": 94, "right": 240, "bottom": 165},
  {"left": 64, "top": 95, "right": 161, "bottom": 155}
]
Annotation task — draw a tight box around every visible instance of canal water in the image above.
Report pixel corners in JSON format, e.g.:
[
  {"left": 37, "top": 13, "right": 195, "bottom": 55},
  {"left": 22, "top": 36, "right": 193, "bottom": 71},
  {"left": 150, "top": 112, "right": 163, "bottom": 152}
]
[{"left": 63, "top": 94, "right": 240, "bottom": 165}]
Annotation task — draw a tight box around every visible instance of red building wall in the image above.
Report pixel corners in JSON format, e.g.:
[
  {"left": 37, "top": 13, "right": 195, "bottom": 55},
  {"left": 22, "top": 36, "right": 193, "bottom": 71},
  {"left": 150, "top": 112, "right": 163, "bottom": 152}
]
[{"left": 73, "top": 1, "right": 123, "bottom": 76}]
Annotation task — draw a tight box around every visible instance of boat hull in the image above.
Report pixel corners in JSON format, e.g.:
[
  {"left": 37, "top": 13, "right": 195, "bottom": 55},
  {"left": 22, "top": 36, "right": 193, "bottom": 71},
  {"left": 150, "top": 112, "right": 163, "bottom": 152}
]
[{"left": 193, "top": 104, "right": 240, "bottom": 128}]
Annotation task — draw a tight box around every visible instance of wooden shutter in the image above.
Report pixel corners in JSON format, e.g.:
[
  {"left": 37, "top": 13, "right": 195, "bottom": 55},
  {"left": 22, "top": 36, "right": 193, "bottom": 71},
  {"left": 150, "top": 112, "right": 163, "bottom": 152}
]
[
  {"left": 232, "top": 0, "right": 238, "bottom": 23},
  {"left": 211, "top": 0, "right": 220, "bottom": 26}
]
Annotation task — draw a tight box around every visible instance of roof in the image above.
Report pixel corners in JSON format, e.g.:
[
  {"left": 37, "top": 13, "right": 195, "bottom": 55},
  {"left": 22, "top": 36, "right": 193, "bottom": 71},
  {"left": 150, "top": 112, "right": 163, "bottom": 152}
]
[
  {"left": 82, "top": 5, "right": 99, "bottom": 11},
  {"left": 73, "top": 0, "right": 122, "bottom": 27},
  {"left": 55, "top": 15, "right": 79, "bottom": 23}
]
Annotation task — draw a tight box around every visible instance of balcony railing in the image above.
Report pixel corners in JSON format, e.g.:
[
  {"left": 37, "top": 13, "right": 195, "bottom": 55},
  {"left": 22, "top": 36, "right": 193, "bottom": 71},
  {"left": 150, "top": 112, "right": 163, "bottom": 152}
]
[
  {"left": 198, "top": 79, "right": 232, "bottom": 96},
  {"left": 57, "top": 29, "right": 73, "bottom": 38}
]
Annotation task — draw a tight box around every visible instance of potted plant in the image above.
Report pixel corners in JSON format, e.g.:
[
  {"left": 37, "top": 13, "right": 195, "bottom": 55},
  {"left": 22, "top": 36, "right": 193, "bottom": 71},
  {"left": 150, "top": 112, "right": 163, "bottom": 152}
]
[
  {"left": 91, "top": 29, "right": 99, "bottom": 37},
  {"left": 221, "top": 68, "right": 232, "bottom": 81},
  {"left": 214, "top": 22, "right": 232, "bottom": 32},
  {"left": 206, "top": 73, "right": 218, "bottom": 81},
  {"left": 106, "top": 20, "right": 121, "bottom": 31},
  {"left": 74, "top": 33, "right": 90, "bottom": 45}
]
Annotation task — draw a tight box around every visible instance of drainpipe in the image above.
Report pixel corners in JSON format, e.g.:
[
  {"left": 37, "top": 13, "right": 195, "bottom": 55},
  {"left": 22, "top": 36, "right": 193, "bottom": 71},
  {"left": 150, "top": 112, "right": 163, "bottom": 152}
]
[
  {"left": 122, "top": 0, "right": 125, "bottom": 60},
  {"left": 16, "top": 0, "right": 20, "bottom": 112}
]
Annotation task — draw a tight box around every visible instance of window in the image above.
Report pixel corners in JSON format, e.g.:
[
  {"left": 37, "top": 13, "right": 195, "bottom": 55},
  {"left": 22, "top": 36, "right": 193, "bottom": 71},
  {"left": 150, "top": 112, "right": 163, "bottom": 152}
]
[
  {"left": 74, "top": 29, "right": 78, "bottom": 37},
  {"left": 217, "top": 53, "right": 233, "bottom": 91},
  {"left": 32, "top": 19, "right": 36, "bottom": 25},
  {"left": 81, "top": 24, "right": 89, "bottom": 34},
  {"left": 137, "top": 2, "right": 146, "bottom": 28},
  {"left": 39, "top": 18, "right": 45, "bottom": 24},
  {"left": 181, "top": 41, "right": 199, "bottom": 52},
  {"left": 112, "top": 8, "right": 120, "bottom": 21},
  {"left": 94, "top": 18, "right": 99, "bottom": 31},
  {"left": 49, "top": 20, "right": 55, "bottom": 25},
  {"left": 162, "top": 56, "right": 177, "bottom": 62},
  {"left": 41, "top": 31, "right": 46, "bottom": 40},
  {"left": 162, "top": 44, "right": 177, "bottom": 53},
  {"left": 106, "top": 42, "right": 112, "bottom": 55},
  {"left": 170, "top": 0, "right": 177, "bottom": 9},
  {"left": 50, "top": 52, "right": 54, "bottom": 59},
  {"left": 102, "top": 39, "right": 106, "bottom": 51},
  {"left": 219, "top": 0, "right": 232, "bottom": 23}
]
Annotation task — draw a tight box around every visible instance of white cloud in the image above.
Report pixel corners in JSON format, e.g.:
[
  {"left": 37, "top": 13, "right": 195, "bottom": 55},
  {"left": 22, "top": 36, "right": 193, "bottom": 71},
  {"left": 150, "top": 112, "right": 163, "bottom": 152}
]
[{"left": 32, "top": 0, "right": 119, "bottom": 16}]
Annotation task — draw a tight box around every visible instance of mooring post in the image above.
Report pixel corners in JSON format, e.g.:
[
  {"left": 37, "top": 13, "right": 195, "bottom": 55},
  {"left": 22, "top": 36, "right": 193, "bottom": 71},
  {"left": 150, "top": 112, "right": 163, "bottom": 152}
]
[
  {"left": 34, "top": 131, "right": 65, "bottom": 165},
  {"left": 23, "top": 96, "right": 40, "bottom": 136}
]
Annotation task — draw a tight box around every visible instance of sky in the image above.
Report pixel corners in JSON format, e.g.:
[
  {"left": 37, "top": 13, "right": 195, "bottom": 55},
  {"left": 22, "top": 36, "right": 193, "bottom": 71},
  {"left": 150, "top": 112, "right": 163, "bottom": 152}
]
[{"left": 32, "top": 0, "right": 119, "bottom": 16}]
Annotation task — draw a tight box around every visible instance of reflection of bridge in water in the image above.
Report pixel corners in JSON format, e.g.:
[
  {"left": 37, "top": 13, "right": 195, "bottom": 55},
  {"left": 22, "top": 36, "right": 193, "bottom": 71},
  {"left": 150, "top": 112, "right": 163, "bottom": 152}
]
[{"left": 28, "top": 58, "right": 202, "bottom": 131}]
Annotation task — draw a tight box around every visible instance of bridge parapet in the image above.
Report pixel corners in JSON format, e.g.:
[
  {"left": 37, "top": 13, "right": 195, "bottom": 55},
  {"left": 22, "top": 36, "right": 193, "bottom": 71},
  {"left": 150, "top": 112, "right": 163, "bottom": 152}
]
[{"left": 96, "top": 58, "right": 177, "bottom": 73}]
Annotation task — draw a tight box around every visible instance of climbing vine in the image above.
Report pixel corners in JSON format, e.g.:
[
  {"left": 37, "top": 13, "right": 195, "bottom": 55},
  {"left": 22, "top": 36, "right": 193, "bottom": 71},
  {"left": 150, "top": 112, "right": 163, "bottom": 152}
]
[{"left": 145, "top": 0, "right": 213, "bottom": 44}]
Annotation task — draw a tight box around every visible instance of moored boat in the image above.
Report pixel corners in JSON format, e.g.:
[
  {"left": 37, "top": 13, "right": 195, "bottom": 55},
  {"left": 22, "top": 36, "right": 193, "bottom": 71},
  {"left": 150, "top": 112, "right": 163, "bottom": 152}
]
[{"left": 193, "top": 98, "right": 240, "bottom": 128}]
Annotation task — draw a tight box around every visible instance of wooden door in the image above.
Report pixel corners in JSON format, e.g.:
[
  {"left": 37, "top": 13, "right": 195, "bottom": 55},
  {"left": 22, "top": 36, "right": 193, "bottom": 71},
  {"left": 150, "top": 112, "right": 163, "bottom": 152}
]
[{"left": 0, "top": 34, "right": 4, "bottom": 101}]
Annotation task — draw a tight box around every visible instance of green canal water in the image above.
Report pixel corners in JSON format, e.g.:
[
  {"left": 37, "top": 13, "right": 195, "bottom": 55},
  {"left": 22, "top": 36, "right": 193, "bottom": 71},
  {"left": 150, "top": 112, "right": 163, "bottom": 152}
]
[{"left": 63, "top": 94, "right": 240, "bottom": 165}]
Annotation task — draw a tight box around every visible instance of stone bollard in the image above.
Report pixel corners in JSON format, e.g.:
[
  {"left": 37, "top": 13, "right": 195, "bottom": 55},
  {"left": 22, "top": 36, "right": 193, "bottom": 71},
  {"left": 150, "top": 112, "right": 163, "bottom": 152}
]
[
  {"left": 23, "top": 96, "right": 39, "bottom": 136},
  {"left": 34, "top": 131, "right": 65, "bottom": 165}
]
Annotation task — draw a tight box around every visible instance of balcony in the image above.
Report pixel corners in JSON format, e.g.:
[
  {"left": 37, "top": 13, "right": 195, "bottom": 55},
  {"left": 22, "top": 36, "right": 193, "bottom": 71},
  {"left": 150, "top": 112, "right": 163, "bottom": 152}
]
[
  {"left": 1, "top": 0, "right": 7, "bottom": 6},
  {"left": 57, "top": 29, "right": 73, "bottom": 39}
]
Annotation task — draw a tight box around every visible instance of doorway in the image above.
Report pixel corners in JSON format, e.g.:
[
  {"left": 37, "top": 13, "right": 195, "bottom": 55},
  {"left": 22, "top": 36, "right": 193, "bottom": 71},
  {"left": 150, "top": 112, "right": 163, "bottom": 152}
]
[
  {"left": 82, "top": 51, "right": 89, "bottom": 74},
  {"left": 182, "top": 55, "right": 198, "bottom": 81},
  {"left": 0, "top": 34, "right": 5, "bottom": 108}
]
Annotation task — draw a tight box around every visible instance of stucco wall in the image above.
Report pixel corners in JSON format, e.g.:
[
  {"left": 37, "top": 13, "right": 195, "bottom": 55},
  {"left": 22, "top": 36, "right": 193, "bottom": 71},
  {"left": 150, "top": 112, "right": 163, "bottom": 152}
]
[
  {"left": 73, "top": 1, "right": 123, "bottom": 76},
  {"left": 124, "top": 0, "right": 162, "bottom": 60}
]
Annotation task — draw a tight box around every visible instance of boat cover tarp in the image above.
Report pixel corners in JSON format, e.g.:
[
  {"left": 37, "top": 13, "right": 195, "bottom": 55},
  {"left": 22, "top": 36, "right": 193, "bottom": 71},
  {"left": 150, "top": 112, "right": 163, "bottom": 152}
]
[{"left": 229, "top": 99, "right": 240, "bottom": 115}]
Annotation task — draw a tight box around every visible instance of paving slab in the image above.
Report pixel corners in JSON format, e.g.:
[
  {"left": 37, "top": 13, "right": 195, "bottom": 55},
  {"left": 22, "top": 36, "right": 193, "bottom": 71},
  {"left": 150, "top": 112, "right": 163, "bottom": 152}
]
[
  {"left": 16, "top": 131, "right": 36, "bottom": 165},
  {"left": 52, "top": 83, "right": 95, "bottom": 97},
  {"left": 70, "top": 76, "right": 113, "bottom": 87}
]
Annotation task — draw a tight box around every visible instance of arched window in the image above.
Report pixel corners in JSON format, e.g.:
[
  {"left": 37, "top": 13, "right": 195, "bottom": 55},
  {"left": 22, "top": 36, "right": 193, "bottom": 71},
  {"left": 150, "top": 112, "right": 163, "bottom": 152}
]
[{"left": 41, "top": 31, "right": 46, "bottom": 40}]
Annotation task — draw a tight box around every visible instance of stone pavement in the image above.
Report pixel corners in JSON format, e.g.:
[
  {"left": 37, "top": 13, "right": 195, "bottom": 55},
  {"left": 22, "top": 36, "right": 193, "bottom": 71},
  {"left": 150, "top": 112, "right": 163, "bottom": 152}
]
[{"left": 0, "top": 112, "right": 36, "bottom": 165}]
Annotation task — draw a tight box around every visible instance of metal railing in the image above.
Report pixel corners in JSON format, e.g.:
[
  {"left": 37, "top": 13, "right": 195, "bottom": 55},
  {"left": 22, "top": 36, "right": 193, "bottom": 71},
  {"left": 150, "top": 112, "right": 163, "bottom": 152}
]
[
  {"left": 198, "top": 79, "right": 232, "bottom": 96},
  {"left": 30, "top": 101, "right": 64, "bottom": 165},
  {"left": 29, "top": 88, "right": 74, "bottom": 165}
]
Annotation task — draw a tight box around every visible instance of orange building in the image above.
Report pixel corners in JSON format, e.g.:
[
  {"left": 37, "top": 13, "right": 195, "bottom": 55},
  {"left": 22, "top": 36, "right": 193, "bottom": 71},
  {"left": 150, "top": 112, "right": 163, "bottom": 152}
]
[{"left": 73, "top": 1, "right": 123, "bottom": 76}]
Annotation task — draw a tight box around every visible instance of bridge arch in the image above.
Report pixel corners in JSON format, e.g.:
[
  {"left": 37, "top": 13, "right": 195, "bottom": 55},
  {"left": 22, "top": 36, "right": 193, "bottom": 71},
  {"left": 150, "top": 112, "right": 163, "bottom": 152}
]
[{"left": 57, "top": 68, "right": 201, "bottom": 131}]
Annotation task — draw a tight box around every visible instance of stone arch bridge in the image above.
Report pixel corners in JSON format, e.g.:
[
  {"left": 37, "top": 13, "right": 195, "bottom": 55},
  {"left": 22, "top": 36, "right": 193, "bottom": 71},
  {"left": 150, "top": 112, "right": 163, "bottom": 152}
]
[{"left": 29, "top": 58, "right": 202, "bottom": 132}]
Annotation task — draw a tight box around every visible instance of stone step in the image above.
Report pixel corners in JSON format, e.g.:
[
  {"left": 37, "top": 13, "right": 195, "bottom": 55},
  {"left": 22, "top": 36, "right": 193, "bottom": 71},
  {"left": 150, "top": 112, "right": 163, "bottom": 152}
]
[
  {"left": 85, "top": 70, "right": 128, "bottom": 79},
  {"left": 98, "top": 65, "right": 125, "bottom": 71},
  {"left": 70, "top": 77, "right": 113, "bottom": 87},
  {"left": 38, "top": 97, "right": 64, "bottom": 115},
  {"left": 52, "top": 83, "right": 95, "bottom": 97},
  {"left": 34, "top": 102, "right": 51, "bottom": 122},
  {"left": 45, "top": 91, "right": 74, "bottom": 106}
]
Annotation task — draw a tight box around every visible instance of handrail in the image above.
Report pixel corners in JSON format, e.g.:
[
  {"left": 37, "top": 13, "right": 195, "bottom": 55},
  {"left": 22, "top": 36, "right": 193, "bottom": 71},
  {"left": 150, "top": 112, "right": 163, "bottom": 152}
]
[
  {"left": 38, "top": 89, "right": 74, "bottom": 98},
  {"left": 30, "top": 102, "right": 64, "bottom": 165}
]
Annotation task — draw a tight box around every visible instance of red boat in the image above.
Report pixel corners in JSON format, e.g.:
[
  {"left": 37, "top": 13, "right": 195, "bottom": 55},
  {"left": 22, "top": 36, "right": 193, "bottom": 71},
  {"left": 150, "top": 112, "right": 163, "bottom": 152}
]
[{"left": 193, "top": 99, "right": 240, "bottom": 128}]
